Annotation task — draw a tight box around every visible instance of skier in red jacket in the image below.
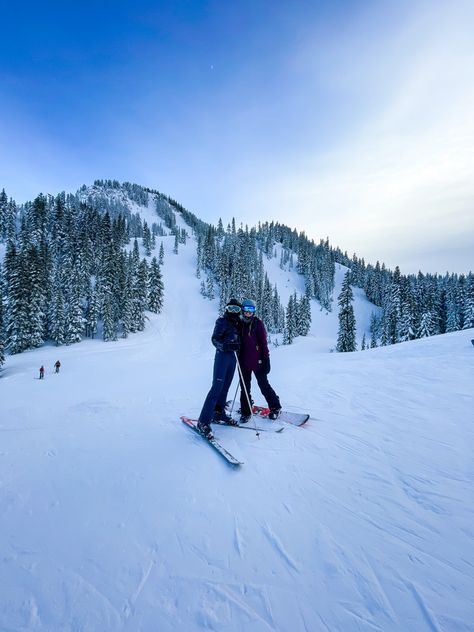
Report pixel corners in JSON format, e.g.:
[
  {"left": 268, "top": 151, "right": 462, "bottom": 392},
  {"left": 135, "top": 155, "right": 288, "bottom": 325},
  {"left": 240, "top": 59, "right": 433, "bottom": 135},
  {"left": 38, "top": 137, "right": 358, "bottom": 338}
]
[{"left": 238, "top": 298, "right": 281, "bottom": 422}]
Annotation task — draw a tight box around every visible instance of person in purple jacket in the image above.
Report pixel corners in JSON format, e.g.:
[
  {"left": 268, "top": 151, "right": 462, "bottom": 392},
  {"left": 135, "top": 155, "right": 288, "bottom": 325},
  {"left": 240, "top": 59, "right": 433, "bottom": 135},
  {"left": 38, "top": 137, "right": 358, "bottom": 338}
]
[{"left": 238, "top": 298, "right": 281, "bottom": 422}]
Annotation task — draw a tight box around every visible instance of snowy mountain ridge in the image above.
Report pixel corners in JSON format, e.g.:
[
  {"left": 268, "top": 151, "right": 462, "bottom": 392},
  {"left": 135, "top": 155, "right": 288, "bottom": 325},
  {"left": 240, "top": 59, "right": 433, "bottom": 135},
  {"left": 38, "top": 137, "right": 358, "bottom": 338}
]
[
  {"left": 1, "top": 192, "right": 473, "bottom": 631},
  {"left": 75, "top": 180, "right": 378, "bottom": 349},
  {"left": 2, "top": 179, "right": 471, "bottom": 363}
]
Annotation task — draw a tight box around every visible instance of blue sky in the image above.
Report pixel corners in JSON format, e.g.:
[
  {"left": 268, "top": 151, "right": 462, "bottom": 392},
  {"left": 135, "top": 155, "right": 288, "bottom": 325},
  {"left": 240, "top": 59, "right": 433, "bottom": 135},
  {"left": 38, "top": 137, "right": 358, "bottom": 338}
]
[{"left": 1, "top": 0, "right": 473, "bottom": 274}]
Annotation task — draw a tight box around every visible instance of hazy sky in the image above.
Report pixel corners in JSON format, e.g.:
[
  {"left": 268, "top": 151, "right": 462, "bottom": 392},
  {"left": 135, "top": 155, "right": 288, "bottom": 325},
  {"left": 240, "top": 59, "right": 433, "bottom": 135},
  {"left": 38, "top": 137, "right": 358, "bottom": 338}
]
[{"left": 1, "top": 0, "right": 473, "bottom": 274}]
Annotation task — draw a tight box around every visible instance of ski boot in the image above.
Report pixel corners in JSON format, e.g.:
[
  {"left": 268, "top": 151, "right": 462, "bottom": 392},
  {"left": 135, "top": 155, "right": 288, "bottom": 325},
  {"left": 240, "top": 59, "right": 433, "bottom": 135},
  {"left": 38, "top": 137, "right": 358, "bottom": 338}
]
[
  {"left": 239, "top": 414, "right": 252, "bottom": 424},
  {"left": 197, "top": 421, "right": 213, "bottom": 438},
  {"left": 268, "top": 407, "right": 282, "bottom": 420},
  {"left": 214, "top": 410, "right": 237, "bottom": 426}
]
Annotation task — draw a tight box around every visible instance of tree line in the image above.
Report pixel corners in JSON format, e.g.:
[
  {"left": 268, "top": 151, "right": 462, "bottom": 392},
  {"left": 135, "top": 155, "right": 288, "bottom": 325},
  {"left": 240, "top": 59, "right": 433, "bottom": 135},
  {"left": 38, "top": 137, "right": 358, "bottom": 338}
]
[
  {"left": 1, "top": 180, "right": 471, "bottom": 368},
  {"left": 337, "top": 255, "right": 474, "bottom": 350},
  {"left": 0, "top": 188, "right": 164, "bottom": 367}
]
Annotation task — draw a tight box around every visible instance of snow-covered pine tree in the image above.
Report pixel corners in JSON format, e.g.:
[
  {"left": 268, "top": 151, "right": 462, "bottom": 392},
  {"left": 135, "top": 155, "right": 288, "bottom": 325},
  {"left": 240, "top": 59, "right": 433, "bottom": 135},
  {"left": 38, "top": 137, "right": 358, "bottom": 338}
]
[
  {"left": 84, "top": 284, "right": 100, "bottom": 339},
  {"left": 50, "top": 263, "right": 66, "bottom": 346},
  {"left": 397, "top": 299, "right": 415, "bottom": 342},
  {"left": 143, "top": 221, "right": 152, "bottom": 256},
  {"left": 336, "top": 272, "right": 357, "bottom": 352},
  {"left": 101, "top": 280, "right": 116, "bottom": 341},
  {"left": 297, "top": 292, "right": 311, "bottom": 336},
  {"left": 0, "top": 188, "right": 7, "bottom": 241},
  {"left": 100, "top": 214, "right": 118, "bottom": 342},
  {"left": 0, "top": 267, "right": 5, "bottom": 368},
  {"left": 64, "top": 259, "right": 85, "bottom": 344},
  {"left": 195, "top": 235, "right": 202, "bottom": 278},
  {"left": 284, "top": 294, "right": 297, "bottom": 345},
  {"left": 131, "top": 237, "right": 140, "bottom": 266},
  {"left": 216, "top": 218, "right": 224, "bottom": 239},
  {"left": 370, "top": 312, "right": 379, "bottom": 348},
  {"left": 120, "top": 263, "right": 133, "bottom": 338},
  {"left": 5, "top": 198, "right": 17, "bottom": 242},
  {"left": 202, "top": 227, "right": 216, "bottom": 272},
  {"left": 131, "top": 259, "right": 148, "bottom": 331},
  {"left": 27, "top": 194, "right": 47, "bottom": 246},
  {"left": 159, "top": 241, "right": 165, "bottom": 265},
  {"left": 4, "top": 241, "right": 26, "bottom": 353},
  {"left": 417, "top": 310, "right": 437, "bottom": 338},
  {"left": 206, "top": 275, "right": 215, "bottom": 300},
  {"left": 148, "top": 257, "right": 164, "bottom": 313},
  {"left": 260, "top": 273, "right": 274, "bottom": 331},
  {"left": 24, "top": 244, "right": 46, "bottom": 349},
  {"left": 445, "top": 275, "right": 461, "bottom": 332},
  {"left": 382, "top": 267, "right": 402, "bottom": 344},
  {"left": 282, "top": 314, "right": 291, "bottom": 345},
  {"left": 462, "top": 274, "right": 474, "bottom": 329},
  {"left": 272, "top": 285, "right": 283, "bottom": 333}
]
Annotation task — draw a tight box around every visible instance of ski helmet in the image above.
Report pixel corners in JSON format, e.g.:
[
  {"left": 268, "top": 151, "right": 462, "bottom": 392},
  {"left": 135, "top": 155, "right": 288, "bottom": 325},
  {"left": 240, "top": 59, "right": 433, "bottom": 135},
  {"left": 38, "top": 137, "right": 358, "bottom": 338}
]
[
  {"left": 242, "top": 298, "right": 256, "bottom": 312},
  {"left": 225, "top": 298, "right": 242, "bottom": 315},
  {"left": 241, "top": 298, "right": 256, "bottom": 322}
]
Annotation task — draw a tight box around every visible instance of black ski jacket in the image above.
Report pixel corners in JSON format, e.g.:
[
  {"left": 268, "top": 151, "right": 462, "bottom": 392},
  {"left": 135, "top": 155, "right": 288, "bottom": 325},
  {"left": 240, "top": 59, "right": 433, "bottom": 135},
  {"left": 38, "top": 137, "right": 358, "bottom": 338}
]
[{"left": 211, "top": 314, "right": 241, "bottom": 353}]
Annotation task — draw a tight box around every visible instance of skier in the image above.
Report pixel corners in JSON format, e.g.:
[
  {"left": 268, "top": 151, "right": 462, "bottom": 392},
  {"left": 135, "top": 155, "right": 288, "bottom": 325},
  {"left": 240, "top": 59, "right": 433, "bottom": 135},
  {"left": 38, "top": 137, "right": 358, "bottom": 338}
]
[
  {"left": 197, "top": 299, "right": 242, "bottom": 437},
  {"left": 238, "top": 298, "right": 281, "bottom": 422},
  {"left": 54, "top": 360, "right": 61, "bottom": 373},
  {"left": 39, "top": 366, "right": 45, "bottom": 380}
]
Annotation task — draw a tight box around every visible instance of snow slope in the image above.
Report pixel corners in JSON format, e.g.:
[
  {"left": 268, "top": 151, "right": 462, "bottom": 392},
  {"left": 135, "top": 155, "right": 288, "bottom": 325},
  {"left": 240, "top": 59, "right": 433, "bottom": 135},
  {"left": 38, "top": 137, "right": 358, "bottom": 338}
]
[
  {"left": 262, "top": 245, "right": 380, "bottom": 351},
  {"left": 1, "top": 203, "right": 473, "bottom": 631}
]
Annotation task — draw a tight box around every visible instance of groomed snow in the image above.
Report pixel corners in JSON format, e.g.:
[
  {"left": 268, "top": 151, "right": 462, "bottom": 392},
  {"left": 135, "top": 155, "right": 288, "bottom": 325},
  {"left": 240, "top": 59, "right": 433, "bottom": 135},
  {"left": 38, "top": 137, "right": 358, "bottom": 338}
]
[{"left": 1, "top": 207, "right": 473, "bottom": 631}]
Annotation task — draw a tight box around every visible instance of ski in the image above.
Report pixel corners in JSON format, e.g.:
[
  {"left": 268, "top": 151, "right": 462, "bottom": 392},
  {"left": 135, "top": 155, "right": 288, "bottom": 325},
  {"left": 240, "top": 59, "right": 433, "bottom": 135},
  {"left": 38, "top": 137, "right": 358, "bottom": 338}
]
[
  {"left": 252, "top": 405, "right": 310, "bottom": 426},
  {"left": 180, "top": 416, "right": 243, "bottom": 466},
  {"left": 213, "top": 419, "right": 284, "bottom": 433}
]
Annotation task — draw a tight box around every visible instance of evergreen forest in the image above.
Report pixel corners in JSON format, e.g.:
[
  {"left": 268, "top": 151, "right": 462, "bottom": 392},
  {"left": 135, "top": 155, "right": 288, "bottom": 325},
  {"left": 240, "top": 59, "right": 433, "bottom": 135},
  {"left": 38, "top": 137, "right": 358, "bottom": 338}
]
[{"left": 0, "top": 180, "right": 472, "bottom": 368}]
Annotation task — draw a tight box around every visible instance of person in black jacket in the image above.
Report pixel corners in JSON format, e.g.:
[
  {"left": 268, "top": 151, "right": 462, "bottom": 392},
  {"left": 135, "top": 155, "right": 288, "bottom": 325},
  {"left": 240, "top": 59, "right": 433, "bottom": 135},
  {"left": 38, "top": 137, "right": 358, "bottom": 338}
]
[{"left": 197, "top": 299, "right": 242, "bottom": 437}]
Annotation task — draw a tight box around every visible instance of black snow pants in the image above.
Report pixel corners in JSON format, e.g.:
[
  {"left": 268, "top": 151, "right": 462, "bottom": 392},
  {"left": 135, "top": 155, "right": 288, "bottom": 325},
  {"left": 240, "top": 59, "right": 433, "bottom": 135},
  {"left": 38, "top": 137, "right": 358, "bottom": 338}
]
[{"left": 239, "top": 368, "right": 280, "bottom": 416}]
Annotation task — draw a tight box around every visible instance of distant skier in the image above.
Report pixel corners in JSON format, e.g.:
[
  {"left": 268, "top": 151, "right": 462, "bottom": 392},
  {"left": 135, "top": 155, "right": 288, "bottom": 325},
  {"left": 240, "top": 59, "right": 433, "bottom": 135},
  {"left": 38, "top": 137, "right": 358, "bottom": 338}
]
[
  {"left": 238, "top": 298, "right": 281, "bottom": 422},
  {"left": 197, "top": 299, "right": 242, "bottom": 438},
  {"left": 54, "top": 360, "right": 61, "bottom": 373},
  {"left": 39, "top": 366, "right": 45, "bottom": 380}
]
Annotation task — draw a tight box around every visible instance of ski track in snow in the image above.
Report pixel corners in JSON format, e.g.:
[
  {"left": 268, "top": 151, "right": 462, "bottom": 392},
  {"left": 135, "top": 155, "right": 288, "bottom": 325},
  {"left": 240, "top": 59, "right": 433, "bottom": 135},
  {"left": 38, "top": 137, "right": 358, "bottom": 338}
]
[
  {"left": 1, "top": 195, "right": 473, "bottom": 631},
  {"left": 261, "top": 522, "right": 300, "bottom": 574}
]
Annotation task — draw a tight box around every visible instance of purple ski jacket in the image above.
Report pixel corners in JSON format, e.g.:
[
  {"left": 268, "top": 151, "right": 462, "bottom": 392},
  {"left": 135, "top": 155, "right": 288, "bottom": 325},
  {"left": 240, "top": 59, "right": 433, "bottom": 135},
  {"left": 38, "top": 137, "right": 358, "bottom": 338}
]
[{"left": 239, "top": 316, "right": 269, "bottom": 372}]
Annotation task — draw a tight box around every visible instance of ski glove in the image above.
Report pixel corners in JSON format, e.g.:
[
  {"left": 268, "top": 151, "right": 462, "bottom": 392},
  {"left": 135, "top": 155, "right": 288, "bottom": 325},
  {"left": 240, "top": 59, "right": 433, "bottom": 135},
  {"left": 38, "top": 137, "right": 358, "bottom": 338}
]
[
  {"left": 260, "top": 357, "right": 271, "bottom": 374},
  {"left": 223, "top": 341, "right": 240, "bottom": 352}
]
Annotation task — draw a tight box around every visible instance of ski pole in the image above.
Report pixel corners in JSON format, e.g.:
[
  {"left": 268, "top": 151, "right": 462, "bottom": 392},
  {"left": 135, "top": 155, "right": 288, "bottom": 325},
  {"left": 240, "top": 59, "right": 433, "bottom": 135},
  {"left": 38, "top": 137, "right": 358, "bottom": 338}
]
[
  {"left": 234, "top": 352, "right": 259, "bottom": 438},
  {"left": 228, "top": 380, "right": 240, "bottom": 417}
]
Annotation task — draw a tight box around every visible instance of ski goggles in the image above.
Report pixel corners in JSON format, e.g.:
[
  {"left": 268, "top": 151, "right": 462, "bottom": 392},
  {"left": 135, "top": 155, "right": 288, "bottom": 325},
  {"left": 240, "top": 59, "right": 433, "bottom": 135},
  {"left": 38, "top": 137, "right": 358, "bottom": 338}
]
[
  {"left": 226, "top": 304, "right": 241, "bottom": 313},
  {"left": 242, "top": 305, "right": 256, "bottom": 313}
]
